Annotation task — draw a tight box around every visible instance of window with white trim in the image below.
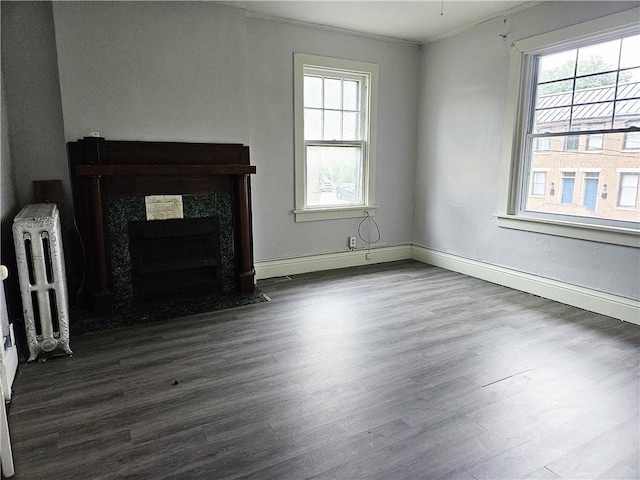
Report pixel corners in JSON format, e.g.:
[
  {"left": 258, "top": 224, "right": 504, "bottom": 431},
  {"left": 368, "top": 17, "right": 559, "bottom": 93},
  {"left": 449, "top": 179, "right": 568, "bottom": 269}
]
[
  {"left": 293, "top": 53, "right": 378, "bottom": 222},
  {"left": 586, "top": 123, "right": 605, "bottom": 150},
  {"left": 618, "top": 172, "right": 639, "bottom": 207},
  {"left": 624, "top": 121, "right": 640, "bottom": 150},
  {"left": 531, "top": 171, "right": 547, "bottom": 196},
  {"left": 536, "top": 129, "right": 551, "bottom": 151},
  {"left": 498, "top": 10, "right": 640, "bottom": 247}
]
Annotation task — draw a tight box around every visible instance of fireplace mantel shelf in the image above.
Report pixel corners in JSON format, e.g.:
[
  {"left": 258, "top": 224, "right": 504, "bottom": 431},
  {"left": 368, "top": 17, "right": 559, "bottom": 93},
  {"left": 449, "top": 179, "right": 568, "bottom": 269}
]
[{"left": 75, "top": 164, "right": 256, "bottom": 176}]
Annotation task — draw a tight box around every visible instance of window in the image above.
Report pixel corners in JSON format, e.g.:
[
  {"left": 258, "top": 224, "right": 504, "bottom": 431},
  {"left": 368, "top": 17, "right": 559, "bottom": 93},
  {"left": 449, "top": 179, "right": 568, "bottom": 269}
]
[
  {"left": 536, "top": 130, "right": 551, "bottom": 151},
  {"left": 564, "top": 128, "right": 580, "bottom": 152},
  {"left": 294, "top": 53, "right": 378, "bottom": 222},
  {"left": 618, "top": 172, "right": 639, "bottom": 207},
  {"left": 498, "top": 9, "right": 640, "bottom": 247},
  {"left": 624, "top": 121, "right": 640, "bottom": 150},
  {"left": 531, "top": 171, "right": 547, "bottom": 196},
  {"left": 586, "top": 123, "right": 605, "bottom": 150}
]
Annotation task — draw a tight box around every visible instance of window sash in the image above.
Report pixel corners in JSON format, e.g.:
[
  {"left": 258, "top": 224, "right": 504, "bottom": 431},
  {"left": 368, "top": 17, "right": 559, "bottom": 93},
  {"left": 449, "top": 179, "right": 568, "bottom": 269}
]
[{"left": 303, "top": 140, "right": 367, "bottom": 208}]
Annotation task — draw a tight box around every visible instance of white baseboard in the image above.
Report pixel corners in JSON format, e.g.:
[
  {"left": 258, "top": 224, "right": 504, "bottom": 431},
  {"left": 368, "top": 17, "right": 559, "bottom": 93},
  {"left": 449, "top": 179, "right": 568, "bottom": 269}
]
[
  {"left": 254, "top": 245, "right": 411, "bottom": 280},
  {"left": 411, "top": 246, "right": 639, "bottom": 325},
  {"left": 254, "top": 244, "right": 639, "bottom": 325}
]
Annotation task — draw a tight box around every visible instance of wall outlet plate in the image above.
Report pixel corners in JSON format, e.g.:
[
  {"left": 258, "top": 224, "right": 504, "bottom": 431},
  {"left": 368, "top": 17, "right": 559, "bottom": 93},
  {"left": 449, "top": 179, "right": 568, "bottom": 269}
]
[{"left": 349, "top": 236, "right": 356, "bottom": 248}]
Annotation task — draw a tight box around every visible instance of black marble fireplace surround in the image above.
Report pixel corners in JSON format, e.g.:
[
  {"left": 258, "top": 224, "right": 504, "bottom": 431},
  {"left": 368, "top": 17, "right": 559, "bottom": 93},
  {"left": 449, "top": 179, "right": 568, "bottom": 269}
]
[{"left": 107, "top": 194, "right": 234, "bottom": 311}]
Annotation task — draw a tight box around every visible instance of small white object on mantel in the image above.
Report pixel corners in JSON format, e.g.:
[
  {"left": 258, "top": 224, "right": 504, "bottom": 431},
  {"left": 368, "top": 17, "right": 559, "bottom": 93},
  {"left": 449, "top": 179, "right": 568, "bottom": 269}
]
[{"left": 145, "top": 195, "right": 184, "bottom": 221}]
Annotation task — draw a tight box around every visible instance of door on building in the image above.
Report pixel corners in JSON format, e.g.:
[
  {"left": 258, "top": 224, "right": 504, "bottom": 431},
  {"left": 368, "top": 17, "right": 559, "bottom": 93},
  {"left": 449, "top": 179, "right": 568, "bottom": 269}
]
[
  {"left": 583, "top": 172, "right": 599, "bottom": 212},
  {"left": 561, "top": 172, "right": 575, "bottom": 204}
]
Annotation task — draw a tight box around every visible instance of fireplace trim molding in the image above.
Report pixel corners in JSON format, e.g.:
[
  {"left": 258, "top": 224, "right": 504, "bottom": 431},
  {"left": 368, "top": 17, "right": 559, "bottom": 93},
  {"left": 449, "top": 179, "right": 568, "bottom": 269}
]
[{"left": 68, "top": 137, "right": 256, "bottom": 316}]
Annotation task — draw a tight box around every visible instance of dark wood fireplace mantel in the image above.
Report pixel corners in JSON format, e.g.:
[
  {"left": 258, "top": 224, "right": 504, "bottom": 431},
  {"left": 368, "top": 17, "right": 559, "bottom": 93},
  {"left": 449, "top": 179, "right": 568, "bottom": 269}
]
[{"left": 68, "top": 137, "right": 256, "bottom": 316}]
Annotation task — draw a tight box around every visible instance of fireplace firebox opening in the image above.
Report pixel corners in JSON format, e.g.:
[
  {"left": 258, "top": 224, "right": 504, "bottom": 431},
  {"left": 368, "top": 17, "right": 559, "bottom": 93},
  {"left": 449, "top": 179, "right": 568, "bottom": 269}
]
[{"left": 128, "top": 217, "right": 222, "bottom": 302}]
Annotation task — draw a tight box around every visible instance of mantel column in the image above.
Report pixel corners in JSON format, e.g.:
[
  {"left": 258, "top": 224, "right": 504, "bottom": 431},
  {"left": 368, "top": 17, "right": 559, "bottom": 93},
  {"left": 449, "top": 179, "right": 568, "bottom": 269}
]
[
  {"left": 88, "top": 175, "right": 113, "bottom": 315},
  {"left": 234, "top": 174, "right": 255, "bottom": 293}
]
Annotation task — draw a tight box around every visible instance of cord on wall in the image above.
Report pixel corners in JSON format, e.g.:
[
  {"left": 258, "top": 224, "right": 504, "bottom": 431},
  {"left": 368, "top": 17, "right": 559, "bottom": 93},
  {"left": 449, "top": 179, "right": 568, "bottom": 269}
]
[{"left": 357, "top": 210, "right": 381, "bottom": 257}]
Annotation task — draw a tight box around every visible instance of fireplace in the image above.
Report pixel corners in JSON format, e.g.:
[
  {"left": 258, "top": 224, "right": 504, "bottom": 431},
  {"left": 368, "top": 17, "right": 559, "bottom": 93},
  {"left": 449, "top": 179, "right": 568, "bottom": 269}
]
[
  {"left": 128, "top": 217, "right": 222, "bottom": 302},
  {"left": 68, "top": 138, "right": 256, "bottom": 317}
]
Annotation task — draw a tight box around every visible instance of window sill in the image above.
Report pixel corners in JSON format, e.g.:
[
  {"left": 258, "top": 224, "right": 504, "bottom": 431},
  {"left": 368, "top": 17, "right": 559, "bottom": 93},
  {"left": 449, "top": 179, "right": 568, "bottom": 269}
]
[
  {"left": 496, "top": 214, "right": 639, "bottom": 248},
  {"left": 294, "top": 205, "right": 377, "bottom": 222}
]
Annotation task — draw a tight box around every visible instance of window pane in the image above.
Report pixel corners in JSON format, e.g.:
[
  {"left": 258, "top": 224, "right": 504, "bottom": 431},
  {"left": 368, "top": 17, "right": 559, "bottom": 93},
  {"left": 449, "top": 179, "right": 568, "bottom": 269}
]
[
  {"left": 324, "top": 78, "right": 342, "bottom": 109},
  {"left": 573, "top": 102, "right": 613, "bottom": 123},
  {"left": 617, "top": 69, "right": 640, "bottom": 100},
  {"left": 537, "top": 79, "right": 573, "bottom": 98},
  {"left": 304, "top": 76, "right": 323, "bottom": 108},
  {"left": 306, "top": 145, "right": 363, "bottom": 207},
  {"left": 304, "top": 109, "right": 322, "bottom": 140},
  {"left": 343, "top": 112, "right": 359, "bottom": 140},
  {"left": 538, "top": 50, "right": 576, "bottom": 83},
  {"left": 614, "top": 101, "right": 640, "bottom": 126},
  {"left": 324, "top": 110, "right": 341, "bottom": 140},
  {"left": 534, "top": 107, "right": 571, "bottom": 132},
  {"left": 576, "top": 39, "right": 620, "bottom": 76},
  {"left": 575, "top": 74, "right": 616, "bottom": 97},
  {"left": 620, "top": 35, "right": 640, "bottom": 69},
  {"left": 343, "top": 80, "right": 359, "bottom": 110}
]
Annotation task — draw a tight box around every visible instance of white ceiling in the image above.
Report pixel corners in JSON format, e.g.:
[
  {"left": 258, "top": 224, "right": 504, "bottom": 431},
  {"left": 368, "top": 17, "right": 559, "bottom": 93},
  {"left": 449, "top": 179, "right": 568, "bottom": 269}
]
[{"left": 223, "top": 1, "right": 538, "bottom": 44}]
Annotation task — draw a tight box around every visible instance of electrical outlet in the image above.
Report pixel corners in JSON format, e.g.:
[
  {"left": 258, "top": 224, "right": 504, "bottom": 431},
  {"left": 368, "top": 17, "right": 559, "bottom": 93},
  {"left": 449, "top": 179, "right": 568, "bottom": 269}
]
[
  {"left": 349, "top": 236, "right": 356, "bottom": 248},
  {"left": 366, "top": 253, "right": 372, "bottom": 260}
]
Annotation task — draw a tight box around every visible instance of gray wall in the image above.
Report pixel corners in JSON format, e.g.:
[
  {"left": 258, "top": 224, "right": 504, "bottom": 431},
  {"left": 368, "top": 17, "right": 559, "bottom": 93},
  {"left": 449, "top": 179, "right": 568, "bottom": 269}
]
[
  {"left": 53, "top": 2, "right": 250, "bottom": 144},
  {"left": 414, "top": 1, "right": 640, "bottom": 300},
  {"left": 1, "top": 73, "right": 22, "bottom": 324},
  {"left": 246, "top": 18, "right": 418, "bottom": 260},
  {"left": 1, "top": 76, "right": 19, "bottom": 225},
  {"left": 1, "top": 1, "right": 69, "bottom": 214},
  {"left": 51, "top": 1, "right": 419, "bottom": 262}
]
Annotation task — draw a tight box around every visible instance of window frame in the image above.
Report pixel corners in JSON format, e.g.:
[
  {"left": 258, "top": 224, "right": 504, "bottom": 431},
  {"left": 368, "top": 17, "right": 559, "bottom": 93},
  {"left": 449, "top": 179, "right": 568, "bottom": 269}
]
[
  {"left": 531, "top": 170, "right": 547, "bottom": 196},
  {"left": 293, "top": 53, "right": 379, "bottom": 222},
  {"left": 497, "top": 9, "right": 640, "bottom": 248},
  {"left": 618, "top": 171, "right": 640, "bottom": 208}
]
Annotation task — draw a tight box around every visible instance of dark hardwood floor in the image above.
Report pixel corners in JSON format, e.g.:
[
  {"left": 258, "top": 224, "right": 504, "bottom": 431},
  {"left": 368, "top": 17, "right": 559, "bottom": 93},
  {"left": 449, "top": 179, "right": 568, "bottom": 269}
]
[{"left": 6, "top": 260, "right": 640, "bottom": 479}]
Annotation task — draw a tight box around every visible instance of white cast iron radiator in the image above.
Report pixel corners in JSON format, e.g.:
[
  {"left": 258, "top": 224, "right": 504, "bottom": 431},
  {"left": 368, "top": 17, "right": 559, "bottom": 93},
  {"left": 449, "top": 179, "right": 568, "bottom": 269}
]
[{"left": 13, "top": 204, "right": 72, "bottom": 362}]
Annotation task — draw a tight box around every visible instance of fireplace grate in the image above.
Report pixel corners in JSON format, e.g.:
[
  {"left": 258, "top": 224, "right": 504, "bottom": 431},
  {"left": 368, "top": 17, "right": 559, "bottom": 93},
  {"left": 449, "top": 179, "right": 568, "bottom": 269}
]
[{"left": 129, "top": 217, "right": 222, "bottom": 301}]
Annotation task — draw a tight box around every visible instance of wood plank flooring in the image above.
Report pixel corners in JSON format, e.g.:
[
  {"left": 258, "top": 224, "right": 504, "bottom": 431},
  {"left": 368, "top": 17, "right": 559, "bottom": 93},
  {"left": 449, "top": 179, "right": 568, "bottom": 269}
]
[{"left": 6, "top": 260, "right": 640, "bottom": 479}]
